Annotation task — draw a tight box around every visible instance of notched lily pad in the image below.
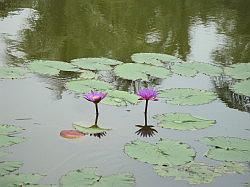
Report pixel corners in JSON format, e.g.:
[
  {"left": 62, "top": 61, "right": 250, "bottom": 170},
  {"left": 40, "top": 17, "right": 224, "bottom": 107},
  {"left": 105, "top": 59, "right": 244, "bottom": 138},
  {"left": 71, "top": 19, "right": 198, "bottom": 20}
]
[
  {"left": 124, "top": 139, "right": 195, "bottom": 166},
  {"left": 102, "top": 90, "right": 139, "bottom": 106},
  {"left": 71, "top": 57, "right": 123, "bottom": 71},
  {"left": 200, "top": 137, "right": 250, "bottom": 162},
  {"left": 131, "top": 53, "right": 183, "bottom": 66},
  {"left": 0, "top": 67, "right": 27, "bottom": 79},
  {"left": 114, "top": 63, "right": 171, "bottom": 81},
  {"left": 0, "top": 161, "right": 22, "bottom": 176},
  {"left": 172, "top": 61, "right": 223, "bottom": 77},
  {"left": 153, "top": 113, "right": 216, "bottom": 130},
  {"left": 73, "top": 123, "right": 111, "bottom": 134},
  {"left": 159, "top": 88, "right": 217, "bottom": 105},
  {"left": 65, "top": 79, "right": 113, "bottom": 93},
  {"left": 59, "top": 167, "right": 135, "bottom": 187},
  {"left": 0, "top": 135, "right": 25, "bottom": 148},
  {"left": 224, "top": 63, "right": 250, "bottom": 80},
  {"left": 0, "top": 173, "right": 45, "bottom": 187},
  {"left": 154, "top": 162, "right": 247, "bottom": 185},
  {"left": 231, "top": 79, "right": 250, "bottom": 97},
  {"left": 0, "top": 124, "right": 23, "bottom": 135},
  {"left": 79, "top": 70, "right": 98, "bottom": 79},
  {"left": 28, "top": 61, "right": 60, "bottom": 76}
]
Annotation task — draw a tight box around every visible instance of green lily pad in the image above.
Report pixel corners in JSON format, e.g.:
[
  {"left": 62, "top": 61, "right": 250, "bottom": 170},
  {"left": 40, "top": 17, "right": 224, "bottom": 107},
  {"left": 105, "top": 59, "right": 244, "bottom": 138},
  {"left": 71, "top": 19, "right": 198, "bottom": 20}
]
[
  {"left": 172, "top": 61, "right": 223, "bottom": 77},
  {"left": 0, "top": 161, "right": 22, "bottom": 176},
  {"left": 0, "top": 124, "right": 23, "bottom": 135},
  {"left": 231, "top": 79, "right": 250, "bottom": 97},
  {"left": 200, "top": 137, "right": 250, "bottom": 162},
  {"left": 59, "top": 167, "right": 135, "bottom": 187},
  {"left": 102, "top": 90, "right": 139, "bottom": 106},
  {"left": 153, "top": 113, "right": 216, "bottom": 130},
  {"left": 0, "top": 67, "right": 27, "bottom": 79},
  {"left": 28, "top": 61, "right": 60, "bottom": 76},
  {"left": 65, "top": 79, "right": 113, "bottom": 93},
  {"left": 79, "top": 70, "right": 98, "bottom": 79},
  {"left": 159, "top": 88, "right": 217, "bottom": 105},
  {"left": 154, "top": 162, "right": 247, "bottom": 185},
  {"left": 131, "top": 53, "right": 183, "bottom": 66},
  {"left": 124, "top": 139, "right": 195, "bottom": 166},
  {"left": 71, "top": 57, "right": 123, "bottom": 71},
  {"left": 0, "top": 135, "right": 25, "bottom": 148},
  {"left": 224, "top": 63, "right": 250, "bottom": 80},
  {"left": 29, "top": 60, "right": 80, "bottom": 73},
  {"left": 24, "top": 185, "right": 57, "bottom": 187},
  {"left": 73, "top": 123, "right": 111, "bottom": 134},
  {"left": 0, "top": 174, "right": 44, "bottom": 187},
  {"left": 114, "top": 63, "right": 171, "bottom": 81},
  {"left": 0, "top": 151, "right": 8, "bottom": 158}
]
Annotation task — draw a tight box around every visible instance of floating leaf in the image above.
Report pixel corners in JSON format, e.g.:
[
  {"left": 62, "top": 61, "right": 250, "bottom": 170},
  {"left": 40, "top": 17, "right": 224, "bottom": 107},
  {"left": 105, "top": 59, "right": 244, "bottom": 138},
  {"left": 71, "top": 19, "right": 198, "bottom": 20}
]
[
  {"left": 28, "top": 61, "right": 60, "bottom": 76},
  {"left": 124, "top": 139, "right": 195, "bottom": 166},
  {"left": 0, "top": 135, "right": 25, "bottom": 148},
  {"left": 114, "top": 63, "right": 171, "bottom": 81},
  {"left": 59, "top": 167, "right": 135, "bottom": 187},
  {"left": 154, "top": 162, "right": 247, "bottom": 185},
  {"left": 159, "top": 88, "right": 217, "bottom": 105},
  {"left": 0, "top": 124, "right": 23, "bottom": 135},
  {"left": 153, "top": 113, "right": 216, "bottom": 130},
  {"left": 102, "top": 90, "right": 139, "bottom": 106},
  {"left": 71, "top": 57, "right": 123, "bottom": 71},
  {"left": 79, "top": 70, "right": 98, "bottom": 79},
  {"left": 60, "top": 130, "right": 84, "bottom": 139},
  {"left": 65, "top": 79, "right": 113, "bottom": 93},
  {"left": 73, "top": 123, "right": 111, "bottom": 134},
  {"left": 0, "top": 174, "right": 44, "bottom": 187},
  {"left": 224, "top": 63, "right": 250, "bottom": 80},
  {"left": 0, "top": 151, "right": 8, "bottom": 158},
  {"left": 200, "top": 137, "right": 250, "bottom": 162},
  {"left": 131, "top": 53, "right": 183, "bottom": 66},
  {"left": 0, "top": 67, "right": 27, "bottom": 79},
  {"left": 0, "top": 161, "right": 22, "bottom": 176},
  {"left": 231, "top": 79, "right": 250, "bottom": 97},
  {"left": 172, "top": 62, "right": 223, "bottom": 77}
]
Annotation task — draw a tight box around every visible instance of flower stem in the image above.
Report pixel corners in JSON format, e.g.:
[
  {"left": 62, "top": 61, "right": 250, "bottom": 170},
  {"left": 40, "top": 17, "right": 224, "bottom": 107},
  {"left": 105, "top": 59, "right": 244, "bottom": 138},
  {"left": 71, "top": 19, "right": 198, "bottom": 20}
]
[
  {"left": 94, "top": 103, "right": 99, "bottom": 126},
  {"left": 144, "top": 100, "right": 148, "bottom": 126}
]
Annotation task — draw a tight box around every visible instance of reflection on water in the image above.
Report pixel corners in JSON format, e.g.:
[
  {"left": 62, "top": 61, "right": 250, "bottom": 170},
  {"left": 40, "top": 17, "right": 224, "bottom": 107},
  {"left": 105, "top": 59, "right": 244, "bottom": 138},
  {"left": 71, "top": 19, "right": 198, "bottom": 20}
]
[{"left": 1, "top": 0, "right": 249, "bottom": 112}]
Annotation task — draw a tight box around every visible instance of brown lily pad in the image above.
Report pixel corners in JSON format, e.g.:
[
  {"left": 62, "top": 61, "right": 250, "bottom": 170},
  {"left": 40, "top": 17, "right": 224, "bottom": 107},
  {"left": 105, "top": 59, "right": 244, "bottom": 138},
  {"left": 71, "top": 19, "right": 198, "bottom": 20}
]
[{"left": 60, "top": 130, "right": 84, "bottom": 139}]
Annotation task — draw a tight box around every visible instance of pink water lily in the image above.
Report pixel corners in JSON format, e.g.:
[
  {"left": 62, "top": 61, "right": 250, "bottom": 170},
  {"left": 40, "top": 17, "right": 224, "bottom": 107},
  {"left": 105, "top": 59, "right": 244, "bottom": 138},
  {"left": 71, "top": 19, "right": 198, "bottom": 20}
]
[
  {"left": 84, "top": 91, "right": 107, "bottom": 104},
  {"left": 137, "top": 88, "right": 158, "bottom": 101}
]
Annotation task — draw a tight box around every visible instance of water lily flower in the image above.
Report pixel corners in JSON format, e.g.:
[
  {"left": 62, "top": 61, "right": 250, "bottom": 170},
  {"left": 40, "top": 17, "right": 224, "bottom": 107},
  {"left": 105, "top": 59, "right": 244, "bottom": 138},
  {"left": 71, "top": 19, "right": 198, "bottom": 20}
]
[
  {"left": 84, "top": 91, "right": 107, "bottom": 104},
  {"left": 137, "top": 88, "right": 158, "bottom": 101}
]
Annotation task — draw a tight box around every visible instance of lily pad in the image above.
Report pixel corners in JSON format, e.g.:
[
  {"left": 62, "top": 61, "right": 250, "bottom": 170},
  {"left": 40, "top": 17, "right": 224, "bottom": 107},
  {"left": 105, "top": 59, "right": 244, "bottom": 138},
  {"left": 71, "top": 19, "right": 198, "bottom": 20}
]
[
  {"left": 159, "top": 88, "right": 217, "bottom": 105},
  {"left": 71, "top": 57, "right": 123, "bottom": 71},
  {"left": 73, "top": 123, "right": 111, "bottom": 134},
  {"left": 231, "top": 79, "right": 250, "bottom": 97},
  {"left": 131, "top": 53, "right": 183, "bottom": 66},
  {"left": 60, "top": 130, "right": 84, "bottom": 139},
  {"left": 172, "top": 61, "right": 223, "bottom": 77},
  {"left": 0, "top": 174, "right": 44, "bottom": 187},
  {"left": 59, "top": 167, "right": 135, "bottom": 187},
  {"left": 0, "top": 135, "right": 25, "bottom": 148},
  {"left": 124, "top": 139, "right": 195, "bottom": 166},
  {"left": 79, "top": 70, "right": 98, "bottom": 79},
  {"left": 28, "top": 61, "right": 60, "bottom": 76},
  {"left": 153, "top": 113, "right": 216, "bottom": 130},
  {"left": 65, "top": 79, "right": 113, "bottom": 93},
  {"left": 224, "top": 63, "right": 250, "bottom": 80},
  {"left": 0, "top": 161, "right": 22, "bottom": 176},
  {"left": 200, "top": 137, "right": 250, "bottom": 162},
  {"left": 114, "top": 63, "right": 171, "bottom": 81},
  {"left": 0, "top": 67, "right": 27, "bottom": 79},
  {"left": 102, "top": 90, "right": 139, "bottom": 106},
  {"left": 0, "top": 151, "right": 8, "bottom": 158},
  {"left": 0, "top": 124, "right": 23, "bottom": 135},
  {"left": 154, "top": 162, "right": 247, "bottom": 185}
]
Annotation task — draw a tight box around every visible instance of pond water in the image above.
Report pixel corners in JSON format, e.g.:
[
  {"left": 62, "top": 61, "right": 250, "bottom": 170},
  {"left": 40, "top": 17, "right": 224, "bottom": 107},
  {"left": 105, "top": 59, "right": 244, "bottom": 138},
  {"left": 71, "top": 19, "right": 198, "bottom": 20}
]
[{"left": 0, "top": 0, "right": 250, "bottom": 186}]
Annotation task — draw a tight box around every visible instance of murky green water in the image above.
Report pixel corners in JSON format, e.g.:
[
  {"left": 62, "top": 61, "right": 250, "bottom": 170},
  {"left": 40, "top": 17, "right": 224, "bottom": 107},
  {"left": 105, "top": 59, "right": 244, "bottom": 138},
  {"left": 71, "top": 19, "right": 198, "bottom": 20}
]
[{"left": 0, "top": 0, "right": 250, "bottom": 186}]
